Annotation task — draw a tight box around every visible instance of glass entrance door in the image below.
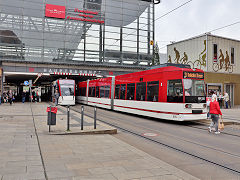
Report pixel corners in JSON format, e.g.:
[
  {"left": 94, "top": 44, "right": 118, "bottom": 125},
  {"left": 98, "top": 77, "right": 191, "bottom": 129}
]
[{"left": 225, "top": 84, "right": 234, "bottom": 108}]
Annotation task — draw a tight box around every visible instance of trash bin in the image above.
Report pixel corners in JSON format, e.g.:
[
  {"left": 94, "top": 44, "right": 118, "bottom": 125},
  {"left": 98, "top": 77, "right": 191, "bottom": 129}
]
[{"left": 47, "top": 106, "right": 57, "bottom": 125}]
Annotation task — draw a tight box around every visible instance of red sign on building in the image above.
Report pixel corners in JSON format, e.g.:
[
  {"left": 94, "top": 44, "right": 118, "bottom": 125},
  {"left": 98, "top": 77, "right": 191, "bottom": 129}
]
[{"left": 45, "top": 4, "right": 66, "bottom": 19}]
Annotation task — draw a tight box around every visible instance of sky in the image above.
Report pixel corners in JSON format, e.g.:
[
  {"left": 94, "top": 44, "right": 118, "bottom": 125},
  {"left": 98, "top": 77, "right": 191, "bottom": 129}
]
[{"left": 154, "top": 0, "right": 240, "bottom": 53}]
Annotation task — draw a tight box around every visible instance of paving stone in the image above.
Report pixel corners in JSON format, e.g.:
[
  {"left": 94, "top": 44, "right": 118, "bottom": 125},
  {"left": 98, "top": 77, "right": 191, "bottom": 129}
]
[
  {"left": 112, "top": 170, "right": 153, "bottom": 180},
  {"left": 47, "top": 170, "right": 75, "bottom": 179},
  {"left": 0, "top": 166, "right": 27, "bottom": 175},
  {"left": 27, "top": 165, "right": 44, "bottom": 173},
  {"left": 88, "top": 166, "right": 127, "bottom": 175},
  {"left": 72, "top": 173, "right": 117, "bottom": 180}
]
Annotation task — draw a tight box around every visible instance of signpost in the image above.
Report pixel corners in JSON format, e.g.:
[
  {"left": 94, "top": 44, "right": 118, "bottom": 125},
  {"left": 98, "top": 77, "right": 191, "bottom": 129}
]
[
  {"left": 29, "top": 80, "right": 32, "bottom": 103},
  {"left": 24, "top": 81, "right": 29, "bottom": 86}
]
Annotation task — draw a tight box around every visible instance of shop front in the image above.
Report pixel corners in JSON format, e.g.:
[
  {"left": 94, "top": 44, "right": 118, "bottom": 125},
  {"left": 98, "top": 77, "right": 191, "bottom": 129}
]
[{"left": 205, "top": 72, "right": 240, "bottom": 107}]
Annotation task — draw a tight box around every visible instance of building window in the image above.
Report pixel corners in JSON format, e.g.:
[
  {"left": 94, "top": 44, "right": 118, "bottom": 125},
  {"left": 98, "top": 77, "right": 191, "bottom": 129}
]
[
  {"left": 147, "top": 81, "right": 159, "bottom": 102},
  {"left": 136, "top": 82, "right": 146, "bottom": 101},
  {"left": 213, "top": 44, "right": 218, "bottom": 62},
  {"left": 231, "top": 47, "right": 234, "bottom": 64},
  {"left": 127, "top": 83, "right": 135, "bottom": 100}
]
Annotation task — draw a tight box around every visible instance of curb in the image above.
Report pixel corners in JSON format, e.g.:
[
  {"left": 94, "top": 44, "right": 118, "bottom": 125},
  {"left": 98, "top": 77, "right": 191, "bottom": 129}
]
[{"left": 49, "top": 128, "right": 117, "bottom": 135}]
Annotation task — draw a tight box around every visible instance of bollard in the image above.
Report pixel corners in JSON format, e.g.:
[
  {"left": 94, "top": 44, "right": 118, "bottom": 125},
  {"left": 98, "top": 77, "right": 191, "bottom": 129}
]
[
  {"left": 49, "top": 106, "right": 51, "bottom": 132},
  {"left": 67, "top": 105, "right": 70, "bottom": 131},
  {"left": 81, "top": 106, "right": 84, "bottom": 130},
  {"left": 94, "top": 106, "right": 97, "bottom": 129}
]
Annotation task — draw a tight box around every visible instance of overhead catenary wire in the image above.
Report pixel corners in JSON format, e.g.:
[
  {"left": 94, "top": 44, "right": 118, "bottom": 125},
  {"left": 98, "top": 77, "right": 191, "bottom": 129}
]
[
  {"left": 208, "top": 21, "right": 240, "bottom": 33},
  {"left": 110, "top": 0, "right": 194, "bottom": 46}
]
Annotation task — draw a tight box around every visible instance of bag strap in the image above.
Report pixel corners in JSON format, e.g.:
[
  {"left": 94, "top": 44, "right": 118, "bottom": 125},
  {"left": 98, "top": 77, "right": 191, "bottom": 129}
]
[{"left": 220, "top": 116, "right": 223, "bottom": 124}]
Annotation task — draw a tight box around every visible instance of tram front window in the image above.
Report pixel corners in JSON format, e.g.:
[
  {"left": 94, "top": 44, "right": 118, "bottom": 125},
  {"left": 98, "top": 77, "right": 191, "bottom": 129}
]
[
  {"left": 60, "top": 85, "right": 74, "bottom": 96},
  {"left": 167, "top": 79, "right": 183, "bottom": 102},
  {"left": 183, "top": 79, "right": 206, "bottom": 103}
]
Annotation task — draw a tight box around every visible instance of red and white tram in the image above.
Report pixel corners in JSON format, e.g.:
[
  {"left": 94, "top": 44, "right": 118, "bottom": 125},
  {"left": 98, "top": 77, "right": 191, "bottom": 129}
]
[
  {"left": 53, "top": 79, "right": 75, "bottom": 105},
  {"left": 77, "top": 65, "right": 207, "bottom": 121}
]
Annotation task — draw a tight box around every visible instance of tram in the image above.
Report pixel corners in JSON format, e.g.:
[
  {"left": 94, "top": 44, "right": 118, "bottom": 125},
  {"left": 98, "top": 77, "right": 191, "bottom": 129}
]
[
  {"left": 53, "top": 79, "right": 75, "bottom": 105},
  {"left": 76, "top": 64, "right": 207, "bottom": 121}
]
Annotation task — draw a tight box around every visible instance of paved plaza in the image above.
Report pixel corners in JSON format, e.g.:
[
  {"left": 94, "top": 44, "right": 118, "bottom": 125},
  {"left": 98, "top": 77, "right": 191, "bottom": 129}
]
[{"left": 0, "top": 102, "right": 202, "bottom": 180}]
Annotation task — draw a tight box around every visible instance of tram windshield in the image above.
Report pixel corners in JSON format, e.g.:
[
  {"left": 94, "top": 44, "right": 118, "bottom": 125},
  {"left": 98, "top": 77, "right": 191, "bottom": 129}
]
[
  {"left": 183, "top": 79, "right": 206, "bottom": 103},
  {"left": 59, "top": 80, "right": 75, "bottom": 96}
]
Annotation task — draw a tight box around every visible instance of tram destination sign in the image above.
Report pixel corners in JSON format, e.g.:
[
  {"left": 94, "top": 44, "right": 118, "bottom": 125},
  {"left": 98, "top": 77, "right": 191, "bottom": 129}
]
[{"left": 183, "top": 71, "right": 204, "bottom": 79}]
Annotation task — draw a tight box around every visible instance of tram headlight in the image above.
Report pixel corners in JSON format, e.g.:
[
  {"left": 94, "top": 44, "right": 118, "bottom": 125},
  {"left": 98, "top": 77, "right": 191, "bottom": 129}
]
[{"left": 185, "top": 104, "right": 192, "bottom": 108}]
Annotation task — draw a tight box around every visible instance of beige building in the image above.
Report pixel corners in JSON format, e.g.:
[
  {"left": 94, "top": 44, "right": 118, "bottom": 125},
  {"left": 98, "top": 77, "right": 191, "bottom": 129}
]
[{"left": 167, "top": 33, "right": 240, "bottom": 107}]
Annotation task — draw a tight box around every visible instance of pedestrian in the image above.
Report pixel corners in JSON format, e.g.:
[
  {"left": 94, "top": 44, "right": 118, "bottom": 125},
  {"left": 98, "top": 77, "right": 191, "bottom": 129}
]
[
  {"left": 8, "top": 90, "right": 13, "bottom": 106},
  {"left": 208, "top": 95, "right": 222, "bottom": 134},
  {"left": 218, "top": 92, "right": 223, "bottom": 108},
  {"left": 0, "top": 94, "right": 1, "bottom": 105},
  {"left": 22, "top": 90, "right": 26, "bottom": 103},
  {"left": 54, "top": 89, "right": 59, "bottom": 106},
  {"left": 223, "top": 92, "right": 229, "bottom": 109}
]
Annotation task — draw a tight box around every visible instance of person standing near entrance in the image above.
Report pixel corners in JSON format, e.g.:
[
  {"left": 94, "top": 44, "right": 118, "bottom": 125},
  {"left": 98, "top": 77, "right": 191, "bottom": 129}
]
[
  {"left": 223, "top": 92, "right": 229, "bottom": 109},
  {"left": 8, "top": 90, "right": 13, "bottom": 106},
  {"left": 208, "top": 95, "right": 222, "bottom": 134},
  {"left": 22, "top": 90, "right": 26, "bottom": 103},
  {"left": 54, "top": 89, "right": 59, "bottom": 106}
]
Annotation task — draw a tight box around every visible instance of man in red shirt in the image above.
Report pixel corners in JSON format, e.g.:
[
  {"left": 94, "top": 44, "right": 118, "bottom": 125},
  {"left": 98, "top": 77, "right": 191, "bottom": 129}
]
[{"left": 208, "top": 96, "right": 222, "bottom": 134}]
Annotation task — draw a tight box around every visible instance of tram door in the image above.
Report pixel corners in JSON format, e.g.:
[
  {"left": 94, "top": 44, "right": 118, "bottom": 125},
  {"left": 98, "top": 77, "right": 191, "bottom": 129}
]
[{"left": 225, "top": 84, "right": 234, "bottom": 108}]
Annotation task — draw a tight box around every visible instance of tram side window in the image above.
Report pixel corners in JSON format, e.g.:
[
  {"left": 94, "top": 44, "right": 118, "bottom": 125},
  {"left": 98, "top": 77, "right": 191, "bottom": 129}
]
[
  {"left": 100, "top": 86, "right": 105, "bottom": 98},
  {"left": 88, "top": 87, "right": 93, "bottom": 97},
  {"left": 127, "top": 83, "right": 135, "bottom": 100},
  {"left": 105, "top": 86, "right": 110, "bottom": 98},
  {"left": 89, "top": 87, "right": 95, "bottom": 97},
  {"left": 96, "top": 86, "right": 99, "bottom": 97},
  {"left": 83, "top": 87, "right": 86, "bottom": 96},
  {"left": 147, "top": 81, "right": 159, "bottom": 102},
  {"left": 88, "top": 87, "right": 92, "bottom": 97},
  {"left": 80, "top": 87, "right": 86, "bottom": 96},
  {"left": 136, "top": 82, "right": 146, "bottom": 101},
  {"left": 167, "top": 80, "right": 183, "bottom": 102},
  {"left": 115, "top": 85, "right": 120, "bottom": 99},
  {"left": 120, "top": 84, "right": 126, "bottom": 100}
]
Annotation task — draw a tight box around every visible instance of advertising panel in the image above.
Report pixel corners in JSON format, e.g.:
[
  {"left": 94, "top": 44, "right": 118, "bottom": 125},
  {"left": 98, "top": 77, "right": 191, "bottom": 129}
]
[{"left": 45, "top": 4, "right": 66, "bottom": 19}]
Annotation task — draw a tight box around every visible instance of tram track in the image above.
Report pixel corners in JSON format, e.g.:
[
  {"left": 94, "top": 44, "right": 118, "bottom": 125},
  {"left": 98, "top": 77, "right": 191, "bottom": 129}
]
[{"left": 68, "top": 104, "right": 240, "bottom": 175}]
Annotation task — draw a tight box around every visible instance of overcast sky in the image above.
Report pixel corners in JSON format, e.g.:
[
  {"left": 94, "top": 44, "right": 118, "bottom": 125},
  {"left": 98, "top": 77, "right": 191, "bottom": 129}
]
[{"left": 154, "top": 0, "right": 240, "bottom": 53}]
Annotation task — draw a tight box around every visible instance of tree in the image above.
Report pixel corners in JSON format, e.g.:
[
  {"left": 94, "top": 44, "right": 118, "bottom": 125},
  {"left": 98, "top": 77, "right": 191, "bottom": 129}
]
[{"left": 152, "top": 42, "right": 160, "bottom": 65}]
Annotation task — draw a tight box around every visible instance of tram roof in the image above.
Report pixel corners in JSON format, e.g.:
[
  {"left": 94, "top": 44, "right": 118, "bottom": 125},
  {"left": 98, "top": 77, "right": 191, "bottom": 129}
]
[{"left": 116, "top": 63, "right": 203, "bottom": 79}]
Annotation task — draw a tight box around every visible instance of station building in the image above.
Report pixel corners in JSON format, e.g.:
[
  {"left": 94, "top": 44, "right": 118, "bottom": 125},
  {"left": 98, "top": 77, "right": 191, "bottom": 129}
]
[
  {"left": 167, "top": 33, "right": 240, "bottom": 107},
  {"left": 0, "top": 0, "right": 155, "bottom": 101}
]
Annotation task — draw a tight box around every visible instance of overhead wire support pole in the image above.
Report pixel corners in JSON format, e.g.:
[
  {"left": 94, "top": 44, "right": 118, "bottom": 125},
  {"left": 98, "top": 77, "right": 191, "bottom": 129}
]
[
  {"left": 67, "top": 105, "right": 70, "bottom": 131},
  {"left": 94, "top": 106, "right": 97, "bottom": 129},
  {"left": 81, "top": 105, "right": 84, "bottom": 130}
]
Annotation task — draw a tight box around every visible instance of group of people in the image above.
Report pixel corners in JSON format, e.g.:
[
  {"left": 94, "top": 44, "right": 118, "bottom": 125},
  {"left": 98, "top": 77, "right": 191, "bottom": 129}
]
[
  {"left": 211, "top": 91, "right": 230, "bottom": 109},
  {"left": 0, "top": 90, "right": 15, "bottom": 105},
  {"left": 208, "top": 91, "right": 229, "bottom": 135}
]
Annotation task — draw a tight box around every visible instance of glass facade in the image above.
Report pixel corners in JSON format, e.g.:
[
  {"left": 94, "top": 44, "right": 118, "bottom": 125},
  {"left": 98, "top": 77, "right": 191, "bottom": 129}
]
[{"left": 0, "top": 0, "right": 154, "bottom": 66}]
